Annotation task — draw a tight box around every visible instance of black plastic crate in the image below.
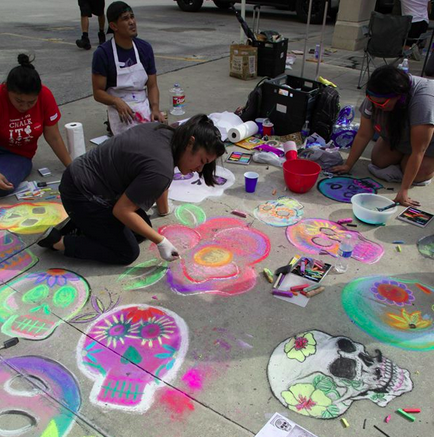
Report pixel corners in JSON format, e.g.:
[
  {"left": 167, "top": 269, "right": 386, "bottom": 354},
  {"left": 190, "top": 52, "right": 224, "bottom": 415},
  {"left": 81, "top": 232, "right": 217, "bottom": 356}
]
[
  {"left": 259, "top": 74, "right": 322, "bottom": 135},
  {"left": 252, "top": 38, "right": 288, "bottom": 78}
]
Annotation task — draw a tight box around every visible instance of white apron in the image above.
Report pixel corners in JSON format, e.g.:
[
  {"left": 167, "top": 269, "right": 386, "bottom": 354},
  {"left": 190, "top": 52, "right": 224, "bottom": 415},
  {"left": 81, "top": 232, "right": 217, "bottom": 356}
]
[{"left": 107, "top": 38, "right": 151, "bottom": 136}]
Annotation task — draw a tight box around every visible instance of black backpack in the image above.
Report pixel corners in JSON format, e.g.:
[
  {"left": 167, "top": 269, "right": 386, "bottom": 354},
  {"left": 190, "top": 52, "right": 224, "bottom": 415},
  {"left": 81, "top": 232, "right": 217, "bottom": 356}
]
[
  {"left": 310, "top": 86, "right": 340, "bottom": 142},
  {"left": 236, "top": 77, "right": 270, "bottom": 122}
]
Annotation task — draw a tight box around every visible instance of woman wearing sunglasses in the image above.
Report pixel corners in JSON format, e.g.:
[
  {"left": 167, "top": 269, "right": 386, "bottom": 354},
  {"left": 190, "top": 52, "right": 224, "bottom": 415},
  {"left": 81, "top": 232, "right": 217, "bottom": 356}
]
[{"left": 332, "top": 65, "right": 434, "bottom": 207}]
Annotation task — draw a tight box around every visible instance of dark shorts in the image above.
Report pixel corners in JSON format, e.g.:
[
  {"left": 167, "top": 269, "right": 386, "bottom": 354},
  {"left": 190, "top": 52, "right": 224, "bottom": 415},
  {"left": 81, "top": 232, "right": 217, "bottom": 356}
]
[
  {"left": 78, "top": 0, "right": 105, "bottom": 17},
  {"left": 406, "top": 20, "right": 429, "bottom": 46}
]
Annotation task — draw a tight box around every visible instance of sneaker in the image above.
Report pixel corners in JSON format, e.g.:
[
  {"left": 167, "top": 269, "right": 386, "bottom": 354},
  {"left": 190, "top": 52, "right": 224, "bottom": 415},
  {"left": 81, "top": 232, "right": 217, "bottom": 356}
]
[
  {"left": 413, "top": 178, "right": 432, "bottom": 186},
  {"left": 76, "top": 35, "right": 91, "bottom": 50},
  {"left": 37, "top": 227, "right": 62, "bottom": 249},
  {"left": 55, "top": 217, "right": 80, "bottom": 236},
  {"left": 98, "top": 31, "right": 106, "bottom": 45}
]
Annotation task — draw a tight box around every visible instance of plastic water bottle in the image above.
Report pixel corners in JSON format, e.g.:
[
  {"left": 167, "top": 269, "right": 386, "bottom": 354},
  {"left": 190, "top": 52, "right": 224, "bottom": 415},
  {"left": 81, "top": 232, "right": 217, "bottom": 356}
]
[
  {"left": 301, "top": 120, "right": 310, "bottom": 139},
  {"left": 399, "top": 58, "right": 409, "bottom": 74},
  {"left": 314, "top": 44, "right": 320, "bottom": 60},
  {"left": 335, "top": 235, "right": 354, "bottom": 273},
  {"left": 170, "top": 83, "right": 185, "bottom": 116}
]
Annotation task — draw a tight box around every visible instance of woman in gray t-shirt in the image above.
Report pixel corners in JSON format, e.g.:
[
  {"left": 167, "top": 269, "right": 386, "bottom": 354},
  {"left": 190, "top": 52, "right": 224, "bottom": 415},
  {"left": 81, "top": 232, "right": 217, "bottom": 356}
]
[
  {"left": 37, "top": 114, "right": 225, "bottom": 265},
  {"left": 332, "top": 65, "right": 434, "bottom": 207}
]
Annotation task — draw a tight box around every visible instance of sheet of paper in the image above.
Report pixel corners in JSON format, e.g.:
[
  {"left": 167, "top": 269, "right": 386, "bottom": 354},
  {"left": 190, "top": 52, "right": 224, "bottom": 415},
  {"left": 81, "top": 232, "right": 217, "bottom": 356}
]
[
  {"left": 274, "top": 274, "right": 310, "bottom": 308},
  {"left": 90, "top": 135, "right": 110, "bottom": 145},
  {"left": 255, "top": 413, "right": 318, "bottom": 437}
]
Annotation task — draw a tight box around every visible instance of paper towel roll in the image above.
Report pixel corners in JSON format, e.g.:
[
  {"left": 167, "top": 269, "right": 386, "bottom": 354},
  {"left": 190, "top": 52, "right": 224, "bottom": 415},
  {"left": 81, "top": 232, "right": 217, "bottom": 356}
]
[
  {"left": 65, "top": 122, "right": 86, "bottom": 160},
  {"left": 227, "top": 121, "right": 259, "bottom": 143}
]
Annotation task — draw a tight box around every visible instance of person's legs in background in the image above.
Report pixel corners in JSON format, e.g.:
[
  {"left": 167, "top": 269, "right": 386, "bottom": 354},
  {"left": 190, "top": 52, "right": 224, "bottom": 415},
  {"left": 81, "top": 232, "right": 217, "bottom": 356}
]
[
  {"left": 76, "top": 0, "right": 92, "bottom": 50},
  {"left": 96, "top": 0, "right": 106, "bottom": 45},
  {"left": 0, "top": 148, "right": 32, "bottom": 197}
]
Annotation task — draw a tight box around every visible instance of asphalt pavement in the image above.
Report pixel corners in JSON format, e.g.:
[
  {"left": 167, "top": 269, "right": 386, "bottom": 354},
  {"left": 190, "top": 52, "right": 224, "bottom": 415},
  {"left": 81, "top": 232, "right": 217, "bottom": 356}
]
[{"left": 0, "top": 1, "right": 433, "bottom": 437}]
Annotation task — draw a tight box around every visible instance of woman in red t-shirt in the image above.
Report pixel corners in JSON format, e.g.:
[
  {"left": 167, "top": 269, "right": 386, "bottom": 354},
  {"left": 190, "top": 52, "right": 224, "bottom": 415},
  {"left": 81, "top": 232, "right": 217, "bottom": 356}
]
[{"left": 0, "top": 54, "right": 72, "bottom": 196}]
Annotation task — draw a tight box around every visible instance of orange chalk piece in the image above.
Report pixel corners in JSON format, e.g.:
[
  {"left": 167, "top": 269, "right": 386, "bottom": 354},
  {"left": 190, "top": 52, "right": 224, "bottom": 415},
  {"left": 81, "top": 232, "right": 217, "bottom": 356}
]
[
  {"left": 403, "top": 409, "right": 421, "bottom": 414},
  {"left": 272, "top": 189, "right": 277, "bottom": 195},
  {"left": 306, "top": 286, "right": 325, "bottom": 298}
]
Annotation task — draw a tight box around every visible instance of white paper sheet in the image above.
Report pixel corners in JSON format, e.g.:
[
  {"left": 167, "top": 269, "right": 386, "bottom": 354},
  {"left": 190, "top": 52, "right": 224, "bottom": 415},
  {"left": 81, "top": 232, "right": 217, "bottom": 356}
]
[{"left": 255, "top": 413, "right": 318, "bottom": 437}]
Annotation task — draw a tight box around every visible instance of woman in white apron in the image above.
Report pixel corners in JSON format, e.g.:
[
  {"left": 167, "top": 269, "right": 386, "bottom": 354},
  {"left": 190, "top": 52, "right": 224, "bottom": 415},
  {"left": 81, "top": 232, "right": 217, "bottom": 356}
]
[{"left": 106, "top": 38, "right": 152, "bottom": 135}]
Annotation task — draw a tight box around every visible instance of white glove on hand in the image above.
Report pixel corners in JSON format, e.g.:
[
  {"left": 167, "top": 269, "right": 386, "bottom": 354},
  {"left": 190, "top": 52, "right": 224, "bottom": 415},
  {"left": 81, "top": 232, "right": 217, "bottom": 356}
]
[{"left": 157, "top": 237, "right": 180, "bottom": 261}]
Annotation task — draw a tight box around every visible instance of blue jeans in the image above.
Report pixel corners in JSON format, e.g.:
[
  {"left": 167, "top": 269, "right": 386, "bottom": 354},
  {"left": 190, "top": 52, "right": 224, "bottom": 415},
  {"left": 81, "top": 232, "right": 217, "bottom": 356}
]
[{"left": 0, "top": 147, "right": 33, "bottom": 197}]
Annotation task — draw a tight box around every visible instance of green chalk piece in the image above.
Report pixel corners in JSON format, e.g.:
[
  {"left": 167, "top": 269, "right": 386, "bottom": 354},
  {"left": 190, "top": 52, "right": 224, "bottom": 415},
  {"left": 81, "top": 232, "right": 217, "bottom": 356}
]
[{"left": 397, "top": 409, "right": 415, "bottom": 422}]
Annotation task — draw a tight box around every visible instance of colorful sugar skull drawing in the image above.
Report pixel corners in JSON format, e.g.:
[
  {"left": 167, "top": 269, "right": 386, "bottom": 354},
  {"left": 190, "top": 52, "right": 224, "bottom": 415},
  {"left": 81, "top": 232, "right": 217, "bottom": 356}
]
[
  {"left": 342, "top": 276, "right": 434, "bottom": 350},
  {"left": 286, "top": 218, "right": 384, "bottom": 264},
  {"left": 0, "top": 202, "right": 67, "bottom": 234},
  {"left": 317, "top": 177, "right": 383, "bottom": 203},
  {"left": 0, "top": 269, "right": 90, "bottom": 340},
  {"left": 169, "top": 166, "right": 235, "bottom": 203},
  {"left": 0, "top": 355, "right": 81, "bottom": 436},
  {"left": 254, "top": 197, "right": 304, "bottom": 227},
  {"left": 0, "top": 230, "right": 38, "bottom": 284},
  {"left": 77, "top": 305, "right": 188, "bottom": 413},
  {"left": 154, "top": 217, "right": 270, "bottom": 295},
  {"left": 268, "top": 330, "right": 413, "bottom": 419}
]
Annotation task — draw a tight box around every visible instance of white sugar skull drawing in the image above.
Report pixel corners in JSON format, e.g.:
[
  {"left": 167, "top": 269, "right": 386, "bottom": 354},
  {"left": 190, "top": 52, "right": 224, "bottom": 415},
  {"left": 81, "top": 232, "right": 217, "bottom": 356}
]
[{"left": 268, "top": 330, "right": 413, "bottom": 419}]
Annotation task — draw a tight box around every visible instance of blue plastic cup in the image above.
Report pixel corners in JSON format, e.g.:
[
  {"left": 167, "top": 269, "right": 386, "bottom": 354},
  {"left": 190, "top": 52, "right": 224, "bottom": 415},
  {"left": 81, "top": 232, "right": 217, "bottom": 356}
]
[
  {"left": 255, "top": 118, "right": 265, "bottom": 136},
  {"left": 244, "top": 171, "right": 259, "bottom": 193}
]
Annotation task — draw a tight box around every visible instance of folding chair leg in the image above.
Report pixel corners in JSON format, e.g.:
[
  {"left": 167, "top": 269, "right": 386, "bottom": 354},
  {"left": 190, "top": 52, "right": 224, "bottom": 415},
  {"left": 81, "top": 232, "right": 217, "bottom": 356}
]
[{"left": 358, "top": 51, "right": 368, "bottom": 89}]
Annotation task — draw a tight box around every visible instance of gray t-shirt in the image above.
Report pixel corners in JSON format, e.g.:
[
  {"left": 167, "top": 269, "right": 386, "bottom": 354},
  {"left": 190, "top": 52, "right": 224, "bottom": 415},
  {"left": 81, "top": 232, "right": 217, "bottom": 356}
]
[
  {"left": 69, "top": 123, "right": 174, "bottom": 210},
  {"left": 359, "top": 74, "right": 434, "bottom": 157}
]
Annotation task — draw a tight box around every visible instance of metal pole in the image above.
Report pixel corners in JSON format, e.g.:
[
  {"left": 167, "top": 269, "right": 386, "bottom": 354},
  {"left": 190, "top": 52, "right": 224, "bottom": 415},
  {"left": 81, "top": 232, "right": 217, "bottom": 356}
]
[
  {"left": 315, "top": 0, "right": 329, "bottom": 79},
  {"left": 301, "top": 0, "right": 314, "bottom": 77},
  {"left": 240, "top": 0, "right": 246, "bottom": 43}
]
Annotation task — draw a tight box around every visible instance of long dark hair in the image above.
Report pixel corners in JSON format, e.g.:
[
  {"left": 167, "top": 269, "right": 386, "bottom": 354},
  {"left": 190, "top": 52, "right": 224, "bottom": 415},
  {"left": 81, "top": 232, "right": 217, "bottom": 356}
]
[
  {"left": 6, "top": 54, "right": 41, "bottom": 95},
  {"left": 158, "top": 114, "right": 225, "bottom": 186},
  {"left": 366, "top": 65, "right": 411, "bottom": 149}
]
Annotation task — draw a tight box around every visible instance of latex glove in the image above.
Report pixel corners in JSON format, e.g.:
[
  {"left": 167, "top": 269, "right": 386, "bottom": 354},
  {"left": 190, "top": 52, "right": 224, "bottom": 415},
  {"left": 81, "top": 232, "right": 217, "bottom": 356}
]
[{"left": 157, "top": 237, "right": 180, "bottom": 261}]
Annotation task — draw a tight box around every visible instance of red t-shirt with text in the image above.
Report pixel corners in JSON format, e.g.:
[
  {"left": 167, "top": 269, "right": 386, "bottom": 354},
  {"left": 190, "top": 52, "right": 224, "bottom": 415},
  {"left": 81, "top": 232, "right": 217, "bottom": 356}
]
[{"left": 0, "top": 83, "right": 61, "bottom": 159}]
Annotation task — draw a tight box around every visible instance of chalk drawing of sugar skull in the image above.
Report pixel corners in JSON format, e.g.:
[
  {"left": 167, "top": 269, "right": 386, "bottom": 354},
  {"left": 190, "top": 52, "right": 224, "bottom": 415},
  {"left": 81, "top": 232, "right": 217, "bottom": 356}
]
[
  {"left": 0, "top": 355, "right": 81, "bottom": 436},
  {"left": 0, "top": 230, "right": 38, "bottom": 285},
  {"left": 286, "top": 218, "right": 384, "bottom": 264},
  {"left": 317, "top": 177, "right": 383, "bottom": 203},
  {"left": 169, "top": 166, "right": 235, "bottom": 203},
  {"left": 0, "top": 269, "right": 90, "bottom": 340},
  {"left": 254, "top": 197, "right": 304, "bottom": 227},
  {"left": 0, "top": 202, "right": 68, "bottom": 234},
  {"left": 268, "top": 330, "right": 413, "bottom": 419},
  {"left": 157, "top": 217, "right": 271, "bottom": 295},
  {"left": 77, "top": 305, "right": 188, "bottom": 413},
  {"left": 342, "top": 276, "right": 434, "bottom": 351}
]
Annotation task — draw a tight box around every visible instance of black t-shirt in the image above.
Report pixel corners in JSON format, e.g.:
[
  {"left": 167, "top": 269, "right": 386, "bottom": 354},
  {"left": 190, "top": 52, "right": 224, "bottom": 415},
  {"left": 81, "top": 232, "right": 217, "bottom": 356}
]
[{"left": 68, "top": 123, "right": 174, "bottom": 210}]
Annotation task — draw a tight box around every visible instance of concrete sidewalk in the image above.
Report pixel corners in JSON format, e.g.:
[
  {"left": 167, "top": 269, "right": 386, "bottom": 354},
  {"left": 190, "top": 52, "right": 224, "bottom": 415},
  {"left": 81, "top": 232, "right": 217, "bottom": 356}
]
[{"left": 1, "top": 34, "right": 433, "bottom": 437}]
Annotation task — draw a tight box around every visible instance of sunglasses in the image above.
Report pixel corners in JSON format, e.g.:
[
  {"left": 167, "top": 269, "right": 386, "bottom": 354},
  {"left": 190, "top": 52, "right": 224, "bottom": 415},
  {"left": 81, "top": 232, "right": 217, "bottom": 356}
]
[{"left": 366, "top": 95, "right": 395, "bottom": 108}]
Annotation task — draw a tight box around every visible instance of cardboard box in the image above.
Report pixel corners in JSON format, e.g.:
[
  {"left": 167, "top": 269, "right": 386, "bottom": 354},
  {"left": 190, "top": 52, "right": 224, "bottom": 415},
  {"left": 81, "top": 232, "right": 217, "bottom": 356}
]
[{"left": 229, "top": 44, "right": 257, "bottom": 80}]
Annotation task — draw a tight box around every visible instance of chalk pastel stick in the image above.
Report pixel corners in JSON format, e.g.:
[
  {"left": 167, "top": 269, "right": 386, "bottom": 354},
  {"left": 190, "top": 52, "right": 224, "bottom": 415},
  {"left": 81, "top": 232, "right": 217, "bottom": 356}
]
[
  {"left": 403, "top": 409, "right": 420, "bottom": 414},
  {"left": 263, "top": 268, "right": 274, "bottom": 283},
  {"left": 385, "top": 414, "right": 391, "bottom": 423},
  {"left": 290, "top": 284, "right": 309, "bottom": 291},
  {"left": 341, "top": 418, "right": 349, "bottom": 428},
  {"left": 306, "top": 286, "right": 325, "bottom": 298},
  {"left": 337, "top": 218, "right": 353, "bottom": 224},
  {"left": 346, "top": 223, "right": 358, "bottom": 227},
  {"left": 397, "top": 409, "right": 415, "bottom": 422},
  {"left": 272, "top": 290, "right": 293, "bottom": 298},
  {"left": 231, "top": 210, "right": 247, "bottom": 218}
]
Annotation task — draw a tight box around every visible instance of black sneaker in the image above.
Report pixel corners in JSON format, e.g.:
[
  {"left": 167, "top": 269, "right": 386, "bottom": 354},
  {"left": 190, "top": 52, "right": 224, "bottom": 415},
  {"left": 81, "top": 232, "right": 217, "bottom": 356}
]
[
  {"left": 98, "top": 31, "right": 106, "bottom": 45},
  {"left": 55, "top": 217, "right": 80, "bottom": 236},
  {"left": 76, "top": 35, "right": 91, "bottom": 50},
  {"left": 37, "top": 227, "right": 62, "bottom": 249}
]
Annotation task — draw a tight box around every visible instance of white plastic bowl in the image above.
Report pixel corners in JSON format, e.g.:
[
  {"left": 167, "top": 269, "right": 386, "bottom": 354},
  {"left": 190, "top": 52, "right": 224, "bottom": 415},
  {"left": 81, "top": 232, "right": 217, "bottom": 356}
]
[{"left": 351, "top": 193, "right": 398, "bottom": 225}]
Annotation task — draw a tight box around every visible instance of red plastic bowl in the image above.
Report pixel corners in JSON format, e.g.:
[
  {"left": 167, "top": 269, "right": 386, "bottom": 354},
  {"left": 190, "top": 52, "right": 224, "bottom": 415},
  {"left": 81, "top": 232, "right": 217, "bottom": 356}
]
[{"left": 283, "top": 159, "right": 321, "bottom": 193}]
